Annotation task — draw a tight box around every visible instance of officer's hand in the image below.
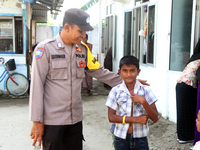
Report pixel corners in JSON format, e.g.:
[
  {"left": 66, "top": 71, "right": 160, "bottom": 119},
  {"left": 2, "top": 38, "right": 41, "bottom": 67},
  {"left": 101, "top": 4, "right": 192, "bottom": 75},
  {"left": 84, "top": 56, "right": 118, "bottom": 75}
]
[
  {"left": 30, "top": 121, "right": 44, "bottom": 147},
  {"left": 138, "top": 79, "right": 150, "bottom": 86}
]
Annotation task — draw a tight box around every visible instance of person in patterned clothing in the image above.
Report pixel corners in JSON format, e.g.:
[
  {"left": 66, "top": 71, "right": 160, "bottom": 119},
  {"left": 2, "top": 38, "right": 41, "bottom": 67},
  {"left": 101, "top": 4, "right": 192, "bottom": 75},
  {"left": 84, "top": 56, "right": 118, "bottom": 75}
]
[{"left": 106, "top": 55, "right": 158, "bottom": 150}]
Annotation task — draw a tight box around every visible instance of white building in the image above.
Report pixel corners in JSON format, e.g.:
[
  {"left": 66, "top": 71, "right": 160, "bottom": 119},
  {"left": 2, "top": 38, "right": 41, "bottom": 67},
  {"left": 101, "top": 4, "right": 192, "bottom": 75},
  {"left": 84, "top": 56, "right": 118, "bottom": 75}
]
[{"left": 98, "top": 0, "right": 200, "bottom": 122}]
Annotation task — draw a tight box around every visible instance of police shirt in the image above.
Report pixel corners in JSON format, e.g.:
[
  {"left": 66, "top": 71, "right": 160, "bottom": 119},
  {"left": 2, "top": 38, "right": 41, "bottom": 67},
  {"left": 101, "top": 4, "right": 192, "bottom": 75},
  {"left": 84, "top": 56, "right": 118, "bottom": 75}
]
[{"left": 29, "top": 33, "right": 122, "bottom": 125}]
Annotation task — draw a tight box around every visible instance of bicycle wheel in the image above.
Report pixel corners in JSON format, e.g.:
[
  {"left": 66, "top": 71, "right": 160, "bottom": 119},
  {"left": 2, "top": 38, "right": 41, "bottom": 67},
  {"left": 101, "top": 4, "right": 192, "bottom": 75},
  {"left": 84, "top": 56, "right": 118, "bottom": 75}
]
[{"left": 6, "top": 73, "right": 29, "bottom": 96}]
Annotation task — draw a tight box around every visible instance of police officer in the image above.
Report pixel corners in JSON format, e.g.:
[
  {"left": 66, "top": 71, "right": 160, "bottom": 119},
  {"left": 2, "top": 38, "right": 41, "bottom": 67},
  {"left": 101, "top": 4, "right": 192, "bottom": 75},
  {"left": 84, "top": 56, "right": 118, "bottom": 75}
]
[{"left": 29, "top": 8, "right": 148, "bottom": 150}]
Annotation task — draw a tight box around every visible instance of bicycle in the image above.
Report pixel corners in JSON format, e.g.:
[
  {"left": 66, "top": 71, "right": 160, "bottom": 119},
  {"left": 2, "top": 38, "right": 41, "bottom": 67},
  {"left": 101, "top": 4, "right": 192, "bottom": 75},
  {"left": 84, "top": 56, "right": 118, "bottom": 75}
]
[{"left": 0, "top": 57, "right": 29, "bottom": 96}]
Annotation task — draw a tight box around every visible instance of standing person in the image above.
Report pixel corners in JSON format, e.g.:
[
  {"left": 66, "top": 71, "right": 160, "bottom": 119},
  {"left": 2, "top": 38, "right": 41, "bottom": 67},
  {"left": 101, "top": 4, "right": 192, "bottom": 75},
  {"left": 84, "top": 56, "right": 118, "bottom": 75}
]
[
  {"left": 106, "top": 55, "right": 158, "bottom": 150},
  {"left": 82, "top": 34, "right": 93, "bottom": 96},
  {"left": 104, "top": 46, "right": 113, "bottom": 89},
  {"left": 192, "top": 39, "right": 200, "bottom": 148},
  {"left": 193, "top": 110, "right": 200, "bottom": 149},
  {"left": 192, "top": 66, "right": 200, "bottom": 150},
  {"left": 176, "top": 38, "right": 200, "bottom": 144},
  {"left": 29, "top": 8, "right": 149, "bottom": 150}
]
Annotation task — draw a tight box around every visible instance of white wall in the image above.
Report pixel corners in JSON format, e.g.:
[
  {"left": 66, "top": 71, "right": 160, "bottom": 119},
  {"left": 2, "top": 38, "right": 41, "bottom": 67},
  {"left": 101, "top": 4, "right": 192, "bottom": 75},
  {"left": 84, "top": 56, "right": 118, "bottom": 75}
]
[
  {"left": 98, "top": 0, "right": 184, "bottom": 122},
  {"left": 36, "top": 26, "right": 54, "bottom": 43},
  {"left": 0, "top": 0, "right": 22, "bottom": 14}
]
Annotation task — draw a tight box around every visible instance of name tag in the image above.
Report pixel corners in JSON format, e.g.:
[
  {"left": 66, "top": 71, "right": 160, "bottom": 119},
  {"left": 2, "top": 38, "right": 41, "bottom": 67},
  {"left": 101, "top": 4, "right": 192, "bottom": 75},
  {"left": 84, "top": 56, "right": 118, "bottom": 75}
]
[{"left": 51, "top": 55, "right": 65, "bottom": 59}]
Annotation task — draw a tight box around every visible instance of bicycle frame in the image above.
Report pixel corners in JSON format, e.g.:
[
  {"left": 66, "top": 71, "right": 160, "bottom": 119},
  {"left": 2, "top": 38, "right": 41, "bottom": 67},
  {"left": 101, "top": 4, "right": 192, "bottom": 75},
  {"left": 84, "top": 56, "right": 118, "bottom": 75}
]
[
  {"left": 0, "top": 69, "right": 9, "bottom": 83},
  {"left": 0, "top": 68, "right": 19, "bottom": 89}
]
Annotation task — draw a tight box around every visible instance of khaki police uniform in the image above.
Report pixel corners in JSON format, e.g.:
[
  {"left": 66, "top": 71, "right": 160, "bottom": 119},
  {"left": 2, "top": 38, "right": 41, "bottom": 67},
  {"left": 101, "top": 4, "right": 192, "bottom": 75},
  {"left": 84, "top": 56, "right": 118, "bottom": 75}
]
[{"left": 29, "top": 33, "right": 122, "bottom": 125}]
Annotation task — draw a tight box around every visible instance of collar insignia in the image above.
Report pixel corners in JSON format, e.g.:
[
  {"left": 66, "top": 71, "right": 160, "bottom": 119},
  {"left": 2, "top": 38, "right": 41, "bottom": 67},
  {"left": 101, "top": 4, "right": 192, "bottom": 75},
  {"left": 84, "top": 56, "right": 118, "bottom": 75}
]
[
  {"left": 76, "top": 47, "right": 82, "bottom": 52},
  {"left": 57, "top": 42, "right": 62, "bottom": 48}
]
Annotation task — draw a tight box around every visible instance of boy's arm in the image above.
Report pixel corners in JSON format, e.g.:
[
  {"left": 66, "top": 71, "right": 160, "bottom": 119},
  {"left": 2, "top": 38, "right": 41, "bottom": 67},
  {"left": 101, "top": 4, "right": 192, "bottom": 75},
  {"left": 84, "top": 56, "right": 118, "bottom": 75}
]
[
  {"left": 131, "top": 94, "right": 158, "bottom": 122},
  {"left": 108, "top": 107, "right": 148, "bottom": 125},
  {"left": 143, "top": 102, "right": 158, "bottom": 122}
]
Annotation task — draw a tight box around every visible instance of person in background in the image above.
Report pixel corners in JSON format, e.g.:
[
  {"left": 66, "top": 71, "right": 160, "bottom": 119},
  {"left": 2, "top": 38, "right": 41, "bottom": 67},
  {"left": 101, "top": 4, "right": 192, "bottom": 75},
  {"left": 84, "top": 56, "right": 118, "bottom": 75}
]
[
  {"left": 104, "top": 46, "right": 113, "bottom": 89},
  {"left": 193, "top": 110, "right": 200, "bottom": 150},
  {"left": 192, "top": 42, "right": 200, "bottom": 149},
  {"left": 106, "top": 55, "right": 158, "bottom": 150},
  {"left": 82, "top": 34, "right": 93, "bottom": 96},
  {"left": 176, "top": 38, "right": 200, "bottom": 144},
  {"left": 192, "top": 66, "right": 200, "bottom": 150}
]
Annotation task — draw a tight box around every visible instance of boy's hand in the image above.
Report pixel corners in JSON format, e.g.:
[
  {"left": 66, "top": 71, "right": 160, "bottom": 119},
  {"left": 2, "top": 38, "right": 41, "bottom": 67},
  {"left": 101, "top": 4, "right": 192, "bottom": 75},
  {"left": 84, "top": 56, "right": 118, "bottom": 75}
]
[
  {"left": 131, "top": 94, "right": 145, "bottom": 104},
  {"left": 136, "top": 115, "right": 148, "bottom": 124}
]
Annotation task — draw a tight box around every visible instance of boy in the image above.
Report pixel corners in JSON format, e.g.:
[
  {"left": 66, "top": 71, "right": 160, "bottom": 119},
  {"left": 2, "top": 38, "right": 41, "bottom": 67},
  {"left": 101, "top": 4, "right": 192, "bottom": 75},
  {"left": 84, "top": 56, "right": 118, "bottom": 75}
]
[{"left": 106, "top": 55, "right": 158, "bottom": 150}]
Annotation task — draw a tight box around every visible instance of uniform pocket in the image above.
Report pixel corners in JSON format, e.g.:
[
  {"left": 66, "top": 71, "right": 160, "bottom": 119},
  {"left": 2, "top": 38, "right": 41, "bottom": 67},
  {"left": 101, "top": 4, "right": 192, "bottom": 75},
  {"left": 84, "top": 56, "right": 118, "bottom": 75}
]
[
  {"left": 50, "top": 60, "right": 68, "bottom": 79},
  {"left": 76, "top": 60, "right": 85, "bottom": 78}
]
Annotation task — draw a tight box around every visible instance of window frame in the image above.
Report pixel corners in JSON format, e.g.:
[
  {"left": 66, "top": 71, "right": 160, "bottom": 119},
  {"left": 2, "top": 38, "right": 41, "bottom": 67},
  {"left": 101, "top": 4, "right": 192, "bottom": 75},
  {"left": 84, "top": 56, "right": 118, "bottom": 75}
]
[
  {"left": 169, "top": 0, "right": 194, "bottom": 71},
  {"left": 0, "top": 16, "right": 15, "bottom": 54},
  {"left": 123, "top": 9, "right": 133, "bottom": 56},
  {"left": 146, "top": 2, "right": 157, "bottom": 66},
  {"left": 133, "top": 2, "right": 157, "bottom": 67},
  {"left": 104, "top": 14, "right": 116, "bottom": 58}
]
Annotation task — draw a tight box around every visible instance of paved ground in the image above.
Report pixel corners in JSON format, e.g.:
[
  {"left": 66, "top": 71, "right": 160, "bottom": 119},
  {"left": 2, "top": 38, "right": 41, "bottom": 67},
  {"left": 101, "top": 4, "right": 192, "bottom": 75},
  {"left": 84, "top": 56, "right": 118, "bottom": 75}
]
[{"left": 0, "top": 78, "right": 194, "bottom": 150}]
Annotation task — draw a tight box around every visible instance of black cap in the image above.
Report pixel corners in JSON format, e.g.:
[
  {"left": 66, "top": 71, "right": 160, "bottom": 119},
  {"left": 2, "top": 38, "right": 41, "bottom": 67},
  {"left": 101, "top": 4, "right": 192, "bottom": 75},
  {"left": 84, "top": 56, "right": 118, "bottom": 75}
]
[{"left": 63, "top": 8, "right": 94, "bottom": 31}]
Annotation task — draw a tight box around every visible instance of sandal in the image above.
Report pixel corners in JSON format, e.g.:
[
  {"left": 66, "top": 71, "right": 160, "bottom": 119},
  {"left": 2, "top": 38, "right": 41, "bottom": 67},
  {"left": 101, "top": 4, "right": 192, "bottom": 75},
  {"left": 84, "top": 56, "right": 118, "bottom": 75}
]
[{"left": 85, "top": 90, "right": 91, "bottom": 96}]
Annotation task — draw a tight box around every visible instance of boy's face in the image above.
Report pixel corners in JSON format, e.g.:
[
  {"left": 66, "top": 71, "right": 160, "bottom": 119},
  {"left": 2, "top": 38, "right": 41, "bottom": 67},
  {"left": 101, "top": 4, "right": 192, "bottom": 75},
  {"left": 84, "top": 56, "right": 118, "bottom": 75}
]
[{"left": 118, "top": 64, "right": 140, "bottom": 85}]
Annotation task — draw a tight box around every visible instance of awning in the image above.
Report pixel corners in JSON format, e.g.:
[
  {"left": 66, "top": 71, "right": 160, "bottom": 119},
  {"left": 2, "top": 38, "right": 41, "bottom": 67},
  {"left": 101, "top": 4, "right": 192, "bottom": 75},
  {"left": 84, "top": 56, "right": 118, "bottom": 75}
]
[
  {"left": 81, "top": 0, "right": 99, "bottom": 11},
  {"left": 31, "top": 0, "right": 64, "bottom": 23}
]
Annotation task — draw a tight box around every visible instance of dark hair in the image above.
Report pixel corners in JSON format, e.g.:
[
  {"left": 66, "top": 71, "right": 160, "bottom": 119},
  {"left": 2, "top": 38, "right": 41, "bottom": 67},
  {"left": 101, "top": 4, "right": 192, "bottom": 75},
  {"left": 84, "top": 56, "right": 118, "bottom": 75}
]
[
  {"left": 194, "top": 38, "right": 200, "bottom": 54},
  {"left": 119, "top": 55, "right": 139, "bottom": 70},
  {"left": 85, "top": 34, "right": 88, "bottom": 39},
  {"left": 62, "top": 22, "right": 75, "bottom": 29}
]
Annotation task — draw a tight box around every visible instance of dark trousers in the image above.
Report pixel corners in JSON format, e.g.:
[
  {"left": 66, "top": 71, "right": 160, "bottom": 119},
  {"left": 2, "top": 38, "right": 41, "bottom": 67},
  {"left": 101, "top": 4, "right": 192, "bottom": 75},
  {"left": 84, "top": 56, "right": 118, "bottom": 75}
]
[
  {"left": 114, "top": 134, "right": 149, "bottom": 150},
  {"left": 176, "top": 82, "right": 197, "bottom": 141},
  {"left": 42, "top": 121, "right": 83, "bottom": 150}
]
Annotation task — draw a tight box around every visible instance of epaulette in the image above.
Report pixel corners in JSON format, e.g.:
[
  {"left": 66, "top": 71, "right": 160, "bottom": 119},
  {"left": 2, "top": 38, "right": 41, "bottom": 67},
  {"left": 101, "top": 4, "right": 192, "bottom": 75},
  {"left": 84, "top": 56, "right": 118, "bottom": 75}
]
[{"left": 40, "top": 38, "right": 56, "bottom": 45}]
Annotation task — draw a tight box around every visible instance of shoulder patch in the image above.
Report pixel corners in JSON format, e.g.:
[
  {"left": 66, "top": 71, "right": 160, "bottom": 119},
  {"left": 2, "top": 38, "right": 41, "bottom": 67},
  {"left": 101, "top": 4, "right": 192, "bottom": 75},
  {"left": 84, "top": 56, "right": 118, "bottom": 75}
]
[{"left": 35, "top": 47, "right": 44, "bottom": 59}]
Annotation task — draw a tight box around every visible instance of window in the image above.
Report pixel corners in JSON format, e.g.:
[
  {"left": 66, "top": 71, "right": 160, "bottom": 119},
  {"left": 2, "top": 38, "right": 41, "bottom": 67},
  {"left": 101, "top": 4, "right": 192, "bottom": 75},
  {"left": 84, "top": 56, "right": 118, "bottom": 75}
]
[
  {"left": 0, "top": 17, "right": 14, "bottom": 54},
  {"left": 132, "top": 2, "right": 157, "bottom": 66},
  {"left": 0, "top": 17, "right": 23, "bottom": 54},
  {"left": 136, "top": 0, "right": 149, "bottom": 6},
  {"left": 104, "top": 15, "right": 116, "bottom": 57},
  {"left": 133, "top": 7, "right": 141, "bottom": 59},
  {"left": 169, "top": 0, "right": 193, "bottom": 71},
  {"left": 101, "top": 19, "right": 105, "bottom": 53},
  {"left": 15, "top": 17, "right": 23, "bottom": 54},
  {"left": 147, "top": 5, "right": 155, "bottom": 64},
  {"left": 106, "top": 3, "right": 113, "bottom": 15},
  {"left": 124, "top": 10, "right": 133, "bottom": 56},
  {"left": 104, "top": 3, "right": 116, "bottom": 58}
]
